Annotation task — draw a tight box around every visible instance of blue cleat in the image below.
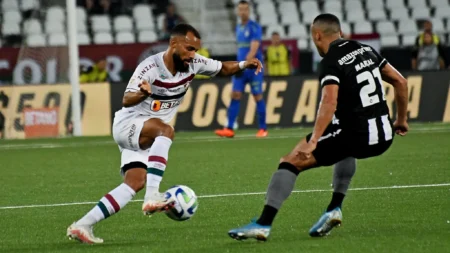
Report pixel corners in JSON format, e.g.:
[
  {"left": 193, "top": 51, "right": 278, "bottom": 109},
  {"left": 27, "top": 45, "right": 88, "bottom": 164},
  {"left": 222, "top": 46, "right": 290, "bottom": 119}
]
[
  {"left": 228, "top": 220, "right": 271, "bottom": 241},
  {"left": 309, "top": 207, "right": 342, "bottom": 237}
]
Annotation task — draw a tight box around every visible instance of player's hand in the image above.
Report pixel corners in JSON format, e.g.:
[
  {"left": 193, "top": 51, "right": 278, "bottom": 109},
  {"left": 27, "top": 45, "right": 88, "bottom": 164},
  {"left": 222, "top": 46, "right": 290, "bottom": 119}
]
[
  {"left": 244, "top": 58, "right": 263, "bottom": 75},
  {"left": 393, "top": 120, "right": 409, "bottom": 136},
  {"left": 138, "top": 80, "right": 152, "bottom": 96},
  {"left": 296, "top": 140, "right": 317, "bottom": 160}
]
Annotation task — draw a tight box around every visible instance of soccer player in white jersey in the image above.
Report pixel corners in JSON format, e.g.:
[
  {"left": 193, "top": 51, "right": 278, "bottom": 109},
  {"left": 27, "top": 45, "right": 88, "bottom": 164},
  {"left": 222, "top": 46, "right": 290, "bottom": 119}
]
[{"left": 67, "top": 24, "right": 263, "bottom": 244}]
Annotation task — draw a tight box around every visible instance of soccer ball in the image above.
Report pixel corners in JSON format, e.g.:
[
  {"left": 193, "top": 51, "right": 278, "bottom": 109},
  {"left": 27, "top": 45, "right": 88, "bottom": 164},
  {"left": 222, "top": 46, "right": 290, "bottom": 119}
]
[{"left": 164, "top": 185, "right": 198, "bottom": 221}]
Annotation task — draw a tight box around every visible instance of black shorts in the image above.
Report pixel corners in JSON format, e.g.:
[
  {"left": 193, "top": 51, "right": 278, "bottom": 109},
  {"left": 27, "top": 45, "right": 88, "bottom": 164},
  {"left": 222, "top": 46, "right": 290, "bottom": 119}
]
[{"left": 306, "top": 124, "right": 393, "bottom": 166}]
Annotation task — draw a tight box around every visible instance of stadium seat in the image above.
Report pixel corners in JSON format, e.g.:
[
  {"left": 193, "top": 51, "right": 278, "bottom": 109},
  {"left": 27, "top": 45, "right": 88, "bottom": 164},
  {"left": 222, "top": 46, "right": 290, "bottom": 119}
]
[
  {"left": 408, "top": 0, "right": 427, "bottom": 8},
  {"left": 77, "top": 18, "right": 87, "bottom": 33},
  {"left": 26, "top": 34, "right": 46, "bottom": 47},
  {"left": 77, "top": 7, "right": 87, "bottom": 21},
  {"left": 94, "top": 32, "right": 114, "bottom": 44},
  {"left": 288, "top": 24, "right": 307, "bottom": 38},
  {"left": 353, "top": 21, "right": 373, "bottom": 34},
  {"left": 380, "top": 35, "right": 400, "bottom": 47},
  {"left": 411, "top": 8, "right": 430, "bottom": 20},
  {"left": 3, "top": 10, "right": 22, "bottom": 23},
  {"left": 340, "top": 22, "right": 352, "bottom": 35},
  {"left": 324, "top": 0, "right": 342, "bottom": 12},
  {"left": 389, "top": 8, "right": 409, "bottom": 21},
  {"left": 431, "top": 18, "right": 446, "bottom": 33},
  {"left": 77, "top": 33, "right": 91, "bottom": 45},
  {"left": 297, "top": 39, "right": 308, "bottom": 50},
  {"left": 368, "top": 9, "right": 387, "bottom": 22},
  {"left": 256, "top": 2, "right": 275, "bottom": 15},
  {"left": 344, "top": 0, "right": 363, "bottom": 11},
  {"left": 138, "top": 30, "right": 158, "bottom": 43},
  {"left": 91, "top": 15, "right": 112, "bottom": 32},
  {"left": 48, "top": 33, "right": 67, "bottom": 46},
  {"left": 398, "top": 20, "right": 418, "bottom": 35},
  {"left": 136, "top": 18, "right": 156, "bottom": 31},
  {"left": 45, "top": 22, "right": 64, "bottom": 34},
  {"left": 259, "top": 15, "right": 278, "bottom": 26},
  {"left": 2, "top": 22, "right": 21, "bottom": 35},
  {"left": 114, "top": 15, "right": 134, "bottom": 32},
  {"left": 302, "top": 10, "right": 321, "bottom": 24},
  {"left": 23, "top": 19, "right": 43, "bottom": 35},
  {"left": 132, "top": 4, "right": 153, "bottom": 22},
  {"left": 46, "top": 6, "right": 65, "bottom": 23},
  {"left": 156, "top": 14, "right": 165, "bottom": 31},
  {"left": 280, "top": 11, "right": 300, "bottom": 25},
  {"left": 278, "top": 1, "right": 297, "bottom": 14},
  {"left": 434, "top": 6, "right": 450, "bottom": 18},
  {"left": 266, "top": 24, "right": 286, "bottom": 38},
  {"left": 299, "top": 0, "right": 319, "bottom": 13},
  {"left": 116, "top": 32, "right": 135, "bottom": 44},
  {"left": 429, "top": 0, "right": 450, "bottom": 7},
  {"left": 365, "top": 0, "right": 384, "bottom": 10},
  {"left": 402, "top": 34, "right": 417, "bottom": 46},
  {"left": 21, "top": 0, "right": 39, "bottom": 11},
  {"left": 385, "top": 0, "right": 405, "bottom": 10},
  {"left": 376, "top": 21, "right": 397, "bottom": 35},
  {"left": 2, "top": 0, "right": 19, "bottom": 11},
  {"left": 346, "top": 11, "right": 366, "bottom": 23}
]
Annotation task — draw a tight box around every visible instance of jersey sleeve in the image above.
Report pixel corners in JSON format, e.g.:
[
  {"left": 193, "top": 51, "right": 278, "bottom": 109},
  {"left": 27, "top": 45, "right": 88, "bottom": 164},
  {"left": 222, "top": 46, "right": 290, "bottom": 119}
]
[
  {"left": 318, "top": 58, "right": 341, "bottom": 87},
  {"left": 192, "top": 53, "right": 223, "bottom": 77},
  {"left": 249, "top": 23, "right": 262, "bottom": 41},
  {"left": 125, "top": 61, "right": 157, "bottom": 93},
  {"left": 370, "top": 46, "right": 388, "bottom": 69}
]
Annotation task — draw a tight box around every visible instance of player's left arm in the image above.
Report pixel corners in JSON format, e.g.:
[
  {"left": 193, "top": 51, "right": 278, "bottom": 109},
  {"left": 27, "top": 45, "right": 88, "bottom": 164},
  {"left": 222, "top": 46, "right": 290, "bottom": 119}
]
[
  {"left": 309, "top": 85, "right": 338, "bottom": 144},
  {"left": 246, "top": 23, "right": 262, "bottom": 61},
  {"left": 193, "top": 53, "right": 262, "bottom": 77}
]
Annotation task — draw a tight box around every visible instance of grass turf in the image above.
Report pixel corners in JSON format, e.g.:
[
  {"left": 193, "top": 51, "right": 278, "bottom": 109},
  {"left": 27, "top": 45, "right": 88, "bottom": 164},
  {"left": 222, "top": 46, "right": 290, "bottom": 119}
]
[{"left": 0, "top": 123, "right": 449, "bottom": 253}]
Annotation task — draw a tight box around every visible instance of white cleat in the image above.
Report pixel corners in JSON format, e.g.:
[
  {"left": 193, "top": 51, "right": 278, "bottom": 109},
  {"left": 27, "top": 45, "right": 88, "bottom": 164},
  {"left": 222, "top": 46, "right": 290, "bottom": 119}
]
[
  {"left": 142, "top": 192, "right": 175, "bottom": 216},
  {"left": 67, "top": 223, "right": 103, "bottom": 244}
]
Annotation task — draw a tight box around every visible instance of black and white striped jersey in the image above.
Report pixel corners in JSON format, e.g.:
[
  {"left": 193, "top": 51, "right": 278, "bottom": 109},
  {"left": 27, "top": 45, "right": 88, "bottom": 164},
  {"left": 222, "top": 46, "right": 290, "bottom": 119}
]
[{"left": 318, "top": 39, "right": 393, "bottom": 145}]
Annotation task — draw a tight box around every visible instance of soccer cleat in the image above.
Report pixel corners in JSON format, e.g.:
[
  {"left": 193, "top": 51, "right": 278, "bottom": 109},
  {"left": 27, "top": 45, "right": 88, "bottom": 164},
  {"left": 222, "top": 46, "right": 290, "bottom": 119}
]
[
  {"left": 215, "top": 128, "right": 235, "bottom": 138},
  {"left": 67, "top": 223, "right": 104, "bottom": 244},
  {"left": 309, "top": 207, "right": 342, "bottom": 237},
  {"left": 228, "top": 220, "right": 271, "bottom": 241},
  {"left": 142, "top": 192, "right": 176, "bottom": 216},
  {"left": 256, "top": 129, "right": 268, "bottom": 138}
]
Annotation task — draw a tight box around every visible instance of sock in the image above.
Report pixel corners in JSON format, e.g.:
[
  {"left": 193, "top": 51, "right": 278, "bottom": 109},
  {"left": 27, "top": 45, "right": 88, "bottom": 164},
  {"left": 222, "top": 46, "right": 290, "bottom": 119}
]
[
  {"left": 256, "top": 99, "right": 267, "bottom": 130},
  {"left": 227, "top": 99, "right": 240, "bottom": 129},
  {"left": 145, "top": 136, "right": 172, "bottom": 199},
  {"left": 327, "top": 157, "right": 356, "bottom": 211},
  {"left": 257, "top": 162, "right": 300, "bottom": 226},
  {"left": 76, "top": 183, "right": 136, "bottom": 226}
]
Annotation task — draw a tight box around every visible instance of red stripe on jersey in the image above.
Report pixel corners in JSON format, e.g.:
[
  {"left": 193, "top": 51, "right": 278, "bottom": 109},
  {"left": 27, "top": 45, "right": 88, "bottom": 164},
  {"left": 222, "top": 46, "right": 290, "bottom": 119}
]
[
  {"left": 153, "top": 74, "right": 195, "bottom": 88},
  {"left": 148, "top": 156, "right": 167, "bottom": 165},
  {"left": 105, "top": 194, "right": 120, "bottom": 213}
]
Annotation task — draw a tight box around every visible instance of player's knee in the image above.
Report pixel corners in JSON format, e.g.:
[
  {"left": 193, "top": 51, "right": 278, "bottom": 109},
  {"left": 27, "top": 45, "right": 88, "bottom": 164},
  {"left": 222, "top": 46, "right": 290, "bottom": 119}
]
[
  {"left": 231, "top": 92, "right": 242, "bottom": 100},
  {"left": 279, "top": 155, "right": 306, "bottom": 172},
  {"left": 124, "top": 168, "right": 146, "bottom": 192},
  {"left": 253, "top": 93, "right": 263, "bottom": 101},
  {"left": 159, "top": 124, "right": 175, "bottom": 140}
]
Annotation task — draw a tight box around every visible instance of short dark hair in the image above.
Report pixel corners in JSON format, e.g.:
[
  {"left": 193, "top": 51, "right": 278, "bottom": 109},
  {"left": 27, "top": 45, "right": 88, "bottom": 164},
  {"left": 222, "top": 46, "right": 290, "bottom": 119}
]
[
  {"left": 272, "top": 31, "right": 280, "bottom": 36},
  {"left": 238, "top": 0, "right": 249, "bottom": 5},
  {"left": 170, "top": 23, "right": 201, "bottom": 39},
  {"left": 312, "top": 13, "right": 341, "bottom": 34}
]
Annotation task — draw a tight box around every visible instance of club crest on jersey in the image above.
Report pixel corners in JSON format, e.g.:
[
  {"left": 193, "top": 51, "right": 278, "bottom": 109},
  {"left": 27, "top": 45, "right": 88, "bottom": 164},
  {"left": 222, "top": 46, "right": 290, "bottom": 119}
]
[{"left": 151, "top": 100, "right": 181, "bottom": 112}]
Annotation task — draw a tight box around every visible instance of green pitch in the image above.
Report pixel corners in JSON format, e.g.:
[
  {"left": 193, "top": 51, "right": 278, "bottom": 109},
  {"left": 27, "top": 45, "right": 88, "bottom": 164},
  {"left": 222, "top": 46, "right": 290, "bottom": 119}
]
[{"left": 1, "top": 123, "right": 449, "bottom": 253}]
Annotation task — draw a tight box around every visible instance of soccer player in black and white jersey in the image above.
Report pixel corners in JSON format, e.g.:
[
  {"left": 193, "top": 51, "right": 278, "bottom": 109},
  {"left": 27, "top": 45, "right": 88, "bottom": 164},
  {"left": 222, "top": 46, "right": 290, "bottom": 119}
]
[{"left": 228, "top": 14, "right": 409, "bottom": 241}]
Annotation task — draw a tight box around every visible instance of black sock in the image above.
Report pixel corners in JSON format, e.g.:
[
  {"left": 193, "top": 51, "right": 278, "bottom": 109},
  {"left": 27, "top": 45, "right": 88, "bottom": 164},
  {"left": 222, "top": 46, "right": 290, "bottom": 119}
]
[
  {"left": 256, "top": 205, "right": 278, "bottom": 226},
  {"left": 326, "top": 192, "right": 345, "bottom": 212}
]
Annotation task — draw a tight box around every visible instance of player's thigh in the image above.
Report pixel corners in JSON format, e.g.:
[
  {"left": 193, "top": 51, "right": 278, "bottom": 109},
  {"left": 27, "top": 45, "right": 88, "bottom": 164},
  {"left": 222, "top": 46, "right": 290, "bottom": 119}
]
[
  {"left": 232, "top": 73, "right": 247, "bottom": 94},
  {"left": 249, "top": 71, "right": 264, "bottom": 96},
  {"left": 139, "top": 118, "right": 174, "bottom": 149},
  {"left": 280, "top": 138, "right": 318, "bottom": 171}
]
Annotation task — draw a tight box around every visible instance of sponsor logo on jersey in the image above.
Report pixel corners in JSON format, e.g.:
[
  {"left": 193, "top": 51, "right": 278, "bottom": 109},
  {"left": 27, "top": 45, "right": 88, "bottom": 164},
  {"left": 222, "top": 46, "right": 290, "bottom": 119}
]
[
  {"left": 128, "top": 124, "right": 136, "bottom": 148},
  {"left": 151, "top": 100, "right": 181, "bottom": 112},
  {"left": 338, "top": 46, "right": 372, "bottom": 66},
  {"left": 193, "top": 58, "right": 208, "bottom": 65},
  {"left": 138, "top": 63, "right": 158, "bottom": 79}
]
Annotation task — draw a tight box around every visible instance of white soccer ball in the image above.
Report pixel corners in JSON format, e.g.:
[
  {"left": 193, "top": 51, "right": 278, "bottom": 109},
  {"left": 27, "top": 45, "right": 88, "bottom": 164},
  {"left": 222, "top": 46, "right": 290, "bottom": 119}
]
[{"left": 164, "top": 185, "right": 198, "bottom": 221}]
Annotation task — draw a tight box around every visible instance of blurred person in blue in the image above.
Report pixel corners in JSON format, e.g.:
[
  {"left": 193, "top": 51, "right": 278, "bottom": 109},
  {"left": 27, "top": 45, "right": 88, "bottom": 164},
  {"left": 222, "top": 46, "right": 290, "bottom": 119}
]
[{"left": 215, "top": 0, "right": 267, "bottom": 138}]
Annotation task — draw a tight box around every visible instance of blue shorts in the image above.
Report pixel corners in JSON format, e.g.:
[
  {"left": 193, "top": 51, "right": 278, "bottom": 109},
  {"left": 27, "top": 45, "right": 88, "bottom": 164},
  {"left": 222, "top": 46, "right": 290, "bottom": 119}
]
[{"left": 231, "top": 69, "right": 264, "bottom": 95}]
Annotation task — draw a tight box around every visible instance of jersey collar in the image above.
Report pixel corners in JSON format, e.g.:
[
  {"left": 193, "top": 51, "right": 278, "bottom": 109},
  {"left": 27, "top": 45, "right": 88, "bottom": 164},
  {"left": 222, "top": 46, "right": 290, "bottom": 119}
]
[{"left": 329, "top": 38, "right": 344, "bottom": 48}]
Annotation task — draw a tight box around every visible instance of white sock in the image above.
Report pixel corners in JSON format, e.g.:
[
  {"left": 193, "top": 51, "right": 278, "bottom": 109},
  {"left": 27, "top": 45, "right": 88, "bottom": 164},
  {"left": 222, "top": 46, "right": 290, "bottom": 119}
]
[
  {"left": 145, "top": 136, "right": 172, "bottom": 200},
  {"left": 76, "top": 183, "right": 136, "bottom": 226}
]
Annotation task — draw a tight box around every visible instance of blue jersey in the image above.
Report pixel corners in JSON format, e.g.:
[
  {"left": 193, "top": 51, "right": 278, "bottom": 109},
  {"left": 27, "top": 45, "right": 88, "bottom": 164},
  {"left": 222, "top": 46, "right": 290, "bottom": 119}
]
[{"left": 236, "top": 20, "right": 263, "bottom": 62}]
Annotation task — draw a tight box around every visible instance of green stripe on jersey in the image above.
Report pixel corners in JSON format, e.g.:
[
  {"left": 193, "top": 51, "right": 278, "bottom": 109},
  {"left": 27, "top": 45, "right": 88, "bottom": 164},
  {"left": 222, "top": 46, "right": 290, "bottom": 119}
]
[
  {"left": 147, "top": 167, "right": 164, "bottom": 177},
  {"left": 97, "top": 201, "right": 110, "bottom": 218}
]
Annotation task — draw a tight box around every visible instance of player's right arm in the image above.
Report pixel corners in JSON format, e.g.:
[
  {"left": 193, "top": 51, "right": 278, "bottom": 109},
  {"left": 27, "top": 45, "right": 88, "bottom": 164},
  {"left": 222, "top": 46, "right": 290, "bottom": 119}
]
[
  {"left": 122, "top": 80, "right": 151, "bottom": 107},
  {"left": 122, "top": 62, "right": 155, "bottom": 107},
  {"left": 380, "top": 63, "right": 409, "bottom": 135}
]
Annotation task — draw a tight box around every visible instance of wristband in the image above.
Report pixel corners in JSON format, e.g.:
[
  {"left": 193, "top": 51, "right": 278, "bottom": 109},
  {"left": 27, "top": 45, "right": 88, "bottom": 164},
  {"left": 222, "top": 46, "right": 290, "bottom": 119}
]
[{"left": 239, "top": 61, "right": 246, "bottom": 70}]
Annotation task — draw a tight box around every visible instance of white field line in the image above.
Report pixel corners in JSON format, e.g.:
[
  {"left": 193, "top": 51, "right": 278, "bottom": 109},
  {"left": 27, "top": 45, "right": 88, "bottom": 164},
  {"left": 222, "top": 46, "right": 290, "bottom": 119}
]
[
  {"left": 0, "top": 183, "right": 448, "bottom": 210},
  {"left": 0, "top": 126, "right": 449, "bottom": 151}
]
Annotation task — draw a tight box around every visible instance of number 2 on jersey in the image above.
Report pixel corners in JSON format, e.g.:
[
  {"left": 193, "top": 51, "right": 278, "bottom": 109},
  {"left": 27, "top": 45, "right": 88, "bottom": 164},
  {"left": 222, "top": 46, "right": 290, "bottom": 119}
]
[{"left": 357, "top": 68, "right": 385, "bottom": 107}]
